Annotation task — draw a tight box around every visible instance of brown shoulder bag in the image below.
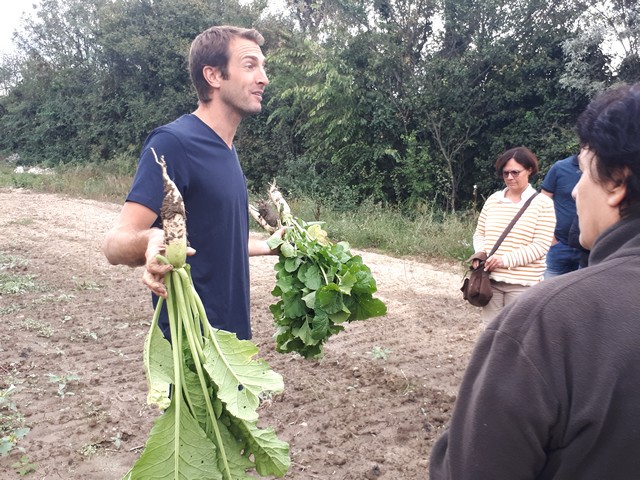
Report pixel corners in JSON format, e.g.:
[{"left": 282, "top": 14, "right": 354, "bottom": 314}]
[{"left": 461, "top": 193, "right": 539, "bottom": 307}]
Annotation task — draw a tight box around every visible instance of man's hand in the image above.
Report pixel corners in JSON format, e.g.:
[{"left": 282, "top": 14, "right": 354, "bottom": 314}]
[
  {"left": 142, "top": 229, "right": 172, "bottom": 298},
  {"left": 249, "top": 227, "right": 287, "bottom": 256},
  {"left": 142, "top": 229, "right": 195, "bottom": 298}
]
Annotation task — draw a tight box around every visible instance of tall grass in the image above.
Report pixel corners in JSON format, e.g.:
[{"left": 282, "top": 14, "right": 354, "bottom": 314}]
[
  {"left": 0, "top": 162, "right": 477, "bottom": 264},
  {"left": 282, "top": 196, "right": 476, "bottom": 262},
  {"left": 0, "top": 153, "right": 136, "bottom": 203}
]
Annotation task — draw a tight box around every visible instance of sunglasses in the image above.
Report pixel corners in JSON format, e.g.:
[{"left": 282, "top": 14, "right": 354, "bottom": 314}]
[{"left": 502, "top": 169, "right": 524, "bottom": 178}]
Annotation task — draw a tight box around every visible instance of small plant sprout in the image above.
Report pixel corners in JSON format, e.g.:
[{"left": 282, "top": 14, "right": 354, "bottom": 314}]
[
  {"left": 123, "top": 150, "right": 290, "bottom": 480},
  {"left": 369, "top": 346, "right": 392, "bottom": 361},
  {"left": 46, "top": 372, "right": 80, "bottom": 397},
  {"left": 111, "top": 432, "right": 123, "bottom": 450},
  {"left": 0, "top": 384, "right": 18, "bottom": 411},
  {"left": 11, "top": 454, "right": 36, "bottom": 476}
]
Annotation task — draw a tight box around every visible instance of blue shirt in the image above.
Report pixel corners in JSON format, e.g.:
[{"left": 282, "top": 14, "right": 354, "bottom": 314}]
[
  {"left": 127, "top": 114, "right": 251, "bottom": 340},
  {"left": 541, "top": 155, "right": 581, "bottom": 245}
]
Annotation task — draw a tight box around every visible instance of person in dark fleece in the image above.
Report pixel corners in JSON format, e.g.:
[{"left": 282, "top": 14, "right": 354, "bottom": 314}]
[{"left": 429, "top": 82, "right": 640, "bottom": 479}]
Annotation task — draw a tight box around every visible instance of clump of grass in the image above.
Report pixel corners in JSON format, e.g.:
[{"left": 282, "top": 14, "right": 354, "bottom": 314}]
[
  {"left": 282, "top": 196, "right": 476, "bottom": 262},
  {"left": 20, "top": 318, "right": 54, "bottom": 338},
  {"left": 0, "top": 252, "right": 43, "bottom": 295},
  {"left": 0, "top": 155, "right": 136, "bottom": 203}
]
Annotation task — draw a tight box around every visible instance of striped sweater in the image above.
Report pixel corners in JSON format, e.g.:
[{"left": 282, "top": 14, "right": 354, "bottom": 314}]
[{"left": 473, "top": 186, "right": 556, "bottom": 286}]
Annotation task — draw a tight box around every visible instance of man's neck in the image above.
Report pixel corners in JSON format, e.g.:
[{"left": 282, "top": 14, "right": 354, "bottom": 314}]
[{"left": 193, "top": 102, "right": 241, "bottom": 148}]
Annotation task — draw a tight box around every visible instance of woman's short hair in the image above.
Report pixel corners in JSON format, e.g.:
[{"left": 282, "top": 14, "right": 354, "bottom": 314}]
[
  {"left": 577, "top": 82, "right": 640, "bottom": 216},
  {"left": 189, "top": 25, "right": 264, "bottom": 104},
  {"left": 495, "top": 146, "right": 539, "bottom": 176}
]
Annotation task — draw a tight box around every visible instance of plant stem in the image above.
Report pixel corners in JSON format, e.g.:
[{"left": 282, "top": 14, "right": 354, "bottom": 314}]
[
  {"left": 171, "top": 268, "right": 233, "bottom": 480},
  {"left": 164, "top": 273, "right": 182, "bottom": 478}
]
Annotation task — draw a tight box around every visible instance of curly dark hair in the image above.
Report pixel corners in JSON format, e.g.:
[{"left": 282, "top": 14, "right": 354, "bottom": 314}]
[
  {"left": 577, "top": 82, "right": 640, "bottom": 217},
  {"left": 494, "top": 146, "right": 539, "bottom": 177}
]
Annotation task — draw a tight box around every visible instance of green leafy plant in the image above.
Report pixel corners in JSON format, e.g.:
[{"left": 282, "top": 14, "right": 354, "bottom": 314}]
[
  {"left": 369, "top": 346, "right": 392, "bottom": 361},
  {"left": 123, "top": 151, "right": 290, "bottom": 479},
  {"left": 251, "top": 183, "right": 387, "bottom": 359},
  {"left": 111, "top": 432, "right": 123, "bottom": 450},
  {"left": 12, "top": 455, "right": 36, "bottom": 476},
  {"left": 46, "top": 373, "right": 81, "bottom": 397},
  {"left": 0, "top": 385, "right": 30, "bottom": 457},
  {"left": 21, "top": 318, "right": 54, "bottom": 338}
]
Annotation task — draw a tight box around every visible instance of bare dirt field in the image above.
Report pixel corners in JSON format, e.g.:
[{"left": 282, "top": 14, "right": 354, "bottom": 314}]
[{"left": 0, "top": 188, "right": 482, "bottom": 479}]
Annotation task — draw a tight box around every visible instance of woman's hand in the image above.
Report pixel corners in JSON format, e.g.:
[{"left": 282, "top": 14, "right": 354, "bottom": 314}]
[{"left": 484, "top": 254, "right": 504, "bottom": 271}]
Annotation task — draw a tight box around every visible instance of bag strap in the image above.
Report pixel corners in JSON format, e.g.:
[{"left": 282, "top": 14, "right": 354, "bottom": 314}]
[{"left": 488, "top": 192, "right": 539, "bottom": 257}]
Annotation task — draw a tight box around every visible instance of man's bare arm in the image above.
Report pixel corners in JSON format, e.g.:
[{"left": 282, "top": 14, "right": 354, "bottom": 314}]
[
  {"left": 248, "top": 228, "right": 286, "bottom": 256},
  {"left": 103, "top": 202, "right": 172, "bottom": 297},
  {"left": 103, "top": 202, "right": 161, "bottom": 266}
]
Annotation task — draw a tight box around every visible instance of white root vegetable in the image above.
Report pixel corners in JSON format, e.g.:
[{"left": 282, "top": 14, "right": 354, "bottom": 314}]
[
  {"left": 268, "top": 181, "right": 292, "bottom": 223},
  {"left": 150, "top": 148, "right": 187, "bottom": 268}
]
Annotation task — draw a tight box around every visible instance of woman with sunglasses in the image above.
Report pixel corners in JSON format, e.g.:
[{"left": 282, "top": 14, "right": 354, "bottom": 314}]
[{"left": 470, "top": 146, "right": 556, "bottom": 324}]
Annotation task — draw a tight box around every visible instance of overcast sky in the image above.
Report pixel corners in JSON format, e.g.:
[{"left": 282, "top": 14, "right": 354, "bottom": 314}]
[{"left": 0, "top": 3, "right": 33, "bottom": 55}]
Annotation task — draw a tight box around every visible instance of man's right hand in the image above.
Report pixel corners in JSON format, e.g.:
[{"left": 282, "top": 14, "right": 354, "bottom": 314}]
[
  {"left": 142, "top": 229, "right": 196, "bottom": 298},
  {"left": 142, "top": 229, "right": 173, "bottom": 298}
]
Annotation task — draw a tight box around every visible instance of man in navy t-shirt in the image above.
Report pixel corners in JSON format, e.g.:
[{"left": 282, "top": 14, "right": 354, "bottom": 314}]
[
  {"left": 102, "top": 26, "right": 280, "bottom": 340},
  {"left": 541, "top": 154, "right": 588, "bottom": 277}
]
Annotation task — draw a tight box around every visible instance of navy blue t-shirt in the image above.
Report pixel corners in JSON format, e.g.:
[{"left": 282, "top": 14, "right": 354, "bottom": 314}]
[
  {"left": 127, "top": 114, "right": 251, "bottom": 340},
  {"left": 541, "top": 155, "right": 581, "bottom": 245}
]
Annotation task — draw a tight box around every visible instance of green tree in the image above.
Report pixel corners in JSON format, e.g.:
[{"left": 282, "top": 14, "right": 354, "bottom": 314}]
[{"left": 0, "top": 0, "right": 268, "bottom": 165}]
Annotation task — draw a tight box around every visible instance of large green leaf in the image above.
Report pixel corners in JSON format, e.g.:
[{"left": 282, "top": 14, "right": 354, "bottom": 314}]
[
  {"left": 201, "top": 330, "right": 284, "bottom": 422},
  {"left": 274, "top": 273, "right": 295, "bottom": 294},
  {"left": 282, "top": 291, "right": 307, "bottom": 319},
  {"left": 211, "top": 418, "right": 255, "bottom": 478},
  {"left": 227, "top": 416, "right": 291, "bottom": 477},
  {"left": 337, "top": 269, "right": 357, "bottom": 294},
  {"left": 299, "top": 263, "right": 322, "bottom": 290},
  {"left": 181, "top": 366, "right": 212, "bottom": 430},
  {"left": 344, "top": 293, "right": 388, "bottom": 321},
  {"left": 315, "top": 284, "right": 345, "bottom": 314},
  {"left": 291, "top": 317, "right": 316, "bottom": 345},
  {"left": 126, "top": 401, "right": 223, "bottom": 480},
  {"left": 310, "top": 311, "right": 331, "bottom": 341},
  {"left": 143, "top": 300, "right": 173, "bottom": 410}
]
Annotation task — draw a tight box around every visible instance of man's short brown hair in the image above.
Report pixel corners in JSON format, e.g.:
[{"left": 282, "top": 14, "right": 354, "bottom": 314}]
[{"left": 189, "top": 25, "right": 264, "bottom": 104}]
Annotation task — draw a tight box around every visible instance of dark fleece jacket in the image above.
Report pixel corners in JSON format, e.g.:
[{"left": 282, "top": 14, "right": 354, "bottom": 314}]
[{"left": 430, "top": 215, "right": 640, "bottom": 480}]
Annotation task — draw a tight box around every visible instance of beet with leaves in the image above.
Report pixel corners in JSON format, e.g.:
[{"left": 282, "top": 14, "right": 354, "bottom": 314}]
[
  {"left": 123, "top": 150, "right": 290, "bottom": 480},
  {"left": 250, "top": 182, "right": 387, "bottom": 359}
]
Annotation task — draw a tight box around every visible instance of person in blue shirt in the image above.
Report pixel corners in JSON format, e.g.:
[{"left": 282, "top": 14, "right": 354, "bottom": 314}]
[
  {"left": 102, "top": 26, "right": 281, "bottom": 340},
  {"left": 541, "top": 154, "right": 588, "bottom": 277}
]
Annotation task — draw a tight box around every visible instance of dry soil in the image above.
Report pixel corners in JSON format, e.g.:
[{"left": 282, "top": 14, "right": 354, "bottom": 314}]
[{"left": 0, "top": 188, "right": 483, "bottom": 479}]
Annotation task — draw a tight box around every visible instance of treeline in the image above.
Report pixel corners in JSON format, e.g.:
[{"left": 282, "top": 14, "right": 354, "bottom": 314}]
[{"left": 0, "top": 0, "right": 638, "bottom": 212}]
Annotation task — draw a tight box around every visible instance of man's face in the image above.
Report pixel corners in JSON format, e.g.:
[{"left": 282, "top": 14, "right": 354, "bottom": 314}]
[
  {"left": 573, "top": 147, "right": 620, "bottom": 250},
  {"left": 218, "top": 37, "right": 269, "bottom": 117}
]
